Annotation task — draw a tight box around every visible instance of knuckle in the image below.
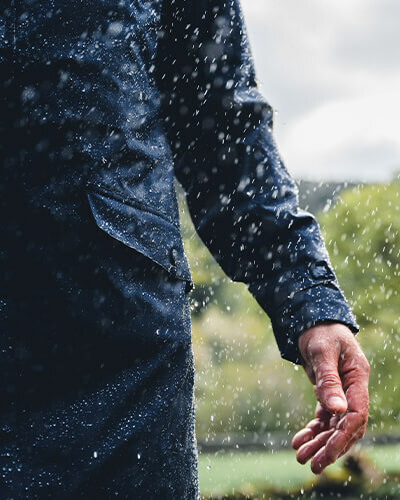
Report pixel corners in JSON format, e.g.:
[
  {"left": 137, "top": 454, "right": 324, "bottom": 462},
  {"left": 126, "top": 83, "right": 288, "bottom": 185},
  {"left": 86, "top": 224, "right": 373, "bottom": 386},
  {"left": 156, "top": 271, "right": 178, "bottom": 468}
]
[
  {"left": 319, "top": 373, "right": 341, "bottom": 388},
  {"left": 310, "top": 339, "right": 328, "bottom": 355}
]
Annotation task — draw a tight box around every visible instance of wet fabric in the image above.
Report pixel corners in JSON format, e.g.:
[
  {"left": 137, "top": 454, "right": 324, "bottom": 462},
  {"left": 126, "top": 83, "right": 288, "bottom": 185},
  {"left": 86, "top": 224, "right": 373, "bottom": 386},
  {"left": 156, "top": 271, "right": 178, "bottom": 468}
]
[
  {"left": 1, "top": 244, "right": 198, "bottom": 498},
  {"left": 1, "top": 0, "right": 358, "bottom": 497}
]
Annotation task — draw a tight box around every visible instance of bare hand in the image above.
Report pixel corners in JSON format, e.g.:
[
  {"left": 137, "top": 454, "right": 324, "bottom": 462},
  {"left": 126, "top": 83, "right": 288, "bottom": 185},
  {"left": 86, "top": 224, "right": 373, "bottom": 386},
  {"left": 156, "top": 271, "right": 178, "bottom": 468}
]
[{"left": 291, "top": 323, "right": 369, "bottom": 474}]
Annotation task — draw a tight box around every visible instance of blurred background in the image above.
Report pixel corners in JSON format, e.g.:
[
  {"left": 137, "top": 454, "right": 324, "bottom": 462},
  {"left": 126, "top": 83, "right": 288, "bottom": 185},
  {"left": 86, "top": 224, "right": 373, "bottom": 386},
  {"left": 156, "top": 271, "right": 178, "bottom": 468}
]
[
  {"left": 242, "top": 0, "right": 400, "bottom": 183},
  {"left": 178, "top": 1, "right": 400, "bottom": 498}
]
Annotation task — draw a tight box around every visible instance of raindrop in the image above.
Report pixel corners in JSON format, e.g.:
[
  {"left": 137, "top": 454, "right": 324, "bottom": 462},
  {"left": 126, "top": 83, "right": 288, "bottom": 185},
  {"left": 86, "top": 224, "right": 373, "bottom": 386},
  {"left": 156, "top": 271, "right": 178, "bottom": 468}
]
[{"left": 107, "top": 22, "right": 123, "bottom": 37}]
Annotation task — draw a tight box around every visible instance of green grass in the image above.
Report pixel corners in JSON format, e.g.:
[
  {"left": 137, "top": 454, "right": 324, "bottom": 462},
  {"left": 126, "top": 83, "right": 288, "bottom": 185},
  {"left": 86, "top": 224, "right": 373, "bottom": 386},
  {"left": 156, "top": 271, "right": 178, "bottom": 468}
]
[
  {"left": 198, "top": 449, "right": 334, "bottom": 496},
  {"left": 198, "top": 445, "right": 400, "bottom": 497},
  {"left": 364, "top": 444, "right": 400, "bottom": 474}
]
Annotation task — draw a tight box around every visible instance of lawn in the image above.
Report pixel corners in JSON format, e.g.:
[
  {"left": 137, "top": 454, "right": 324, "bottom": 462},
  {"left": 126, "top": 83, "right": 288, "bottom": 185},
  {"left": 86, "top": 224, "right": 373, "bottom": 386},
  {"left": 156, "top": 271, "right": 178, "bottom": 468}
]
[{"left": 198, "top": 445, "right": 400, "bottom": 498}]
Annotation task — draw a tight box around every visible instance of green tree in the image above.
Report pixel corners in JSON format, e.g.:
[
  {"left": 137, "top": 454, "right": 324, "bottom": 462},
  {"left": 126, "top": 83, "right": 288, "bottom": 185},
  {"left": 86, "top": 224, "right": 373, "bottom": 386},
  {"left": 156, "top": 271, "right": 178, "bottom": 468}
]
[
  {"left": 320, "top": 182, "right": 400, "bottom": 434},
  {"left": 178, "top": 181, "right": 400, "bottom": 442}
]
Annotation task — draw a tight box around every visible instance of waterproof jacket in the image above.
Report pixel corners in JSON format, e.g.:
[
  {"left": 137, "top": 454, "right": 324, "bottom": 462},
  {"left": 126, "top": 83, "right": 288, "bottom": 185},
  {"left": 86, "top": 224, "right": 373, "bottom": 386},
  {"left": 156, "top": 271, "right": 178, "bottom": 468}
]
[
  {"left": 155, "top": 0, "right": 359, "bottom": 362},
  {"left": 1, "top": 0, "right": 358, "bottom": 497},
  {"left": 1, "top": 0, "right": 358, "bottom": 360}
]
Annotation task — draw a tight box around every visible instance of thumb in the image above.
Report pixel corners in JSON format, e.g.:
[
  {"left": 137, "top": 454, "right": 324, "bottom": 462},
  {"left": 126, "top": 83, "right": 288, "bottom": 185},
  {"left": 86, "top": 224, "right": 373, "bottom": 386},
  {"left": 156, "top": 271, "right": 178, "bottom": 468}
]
[{"left": 313, "top": 356, "right": 348, "bottom": 415}]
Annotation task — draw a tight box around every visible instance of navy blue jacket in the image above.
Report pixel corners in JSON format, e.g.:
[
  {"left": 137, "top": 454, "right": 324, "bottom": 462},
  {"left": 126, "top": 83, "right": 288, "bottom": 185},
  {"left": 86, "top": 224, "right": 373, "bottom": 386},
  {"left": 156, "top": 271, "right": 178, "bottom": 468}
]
[
  {"left": 1, "top": 0, "right": 358, "bottom": 497},
  {"left": 155, "top": 0, "right": 359, "bottom": 361}
]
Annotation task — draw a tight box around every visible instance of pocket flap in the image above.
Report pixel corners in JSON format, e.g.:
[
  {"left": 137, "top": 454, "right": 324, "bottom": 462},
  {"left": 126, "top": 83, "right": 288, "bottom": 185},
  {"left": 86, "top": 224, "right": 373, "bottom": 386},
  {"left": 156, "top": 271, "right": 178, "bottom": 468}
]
[{"left": 87, "top": 188, "right": 192, "bottom": 284}]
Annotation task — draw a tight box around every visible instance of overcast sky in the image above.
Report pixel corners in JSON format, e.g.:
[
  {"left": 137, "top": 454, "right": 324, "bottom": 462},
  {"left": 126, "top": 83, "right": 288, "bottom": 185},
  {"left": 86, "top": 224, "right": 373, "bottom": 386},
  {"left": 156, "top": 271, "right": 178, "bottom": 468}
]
[{"left": 240, "top": 0, "right": 400, "bottom": 182}]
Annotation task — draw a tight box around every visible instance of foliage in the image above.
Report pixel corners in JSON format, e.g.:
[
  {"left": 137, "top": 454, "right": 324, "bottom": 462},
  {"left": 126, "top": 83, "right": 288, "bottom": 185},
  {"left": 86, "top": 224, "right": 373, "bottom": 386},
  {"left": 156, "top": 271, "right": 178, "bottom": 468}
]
[
  {"left": 320, "top": 182, "right": 400, "bottom": 436},
  {"left": 177, "top": 180, "right": 400, "bottom": 442}
]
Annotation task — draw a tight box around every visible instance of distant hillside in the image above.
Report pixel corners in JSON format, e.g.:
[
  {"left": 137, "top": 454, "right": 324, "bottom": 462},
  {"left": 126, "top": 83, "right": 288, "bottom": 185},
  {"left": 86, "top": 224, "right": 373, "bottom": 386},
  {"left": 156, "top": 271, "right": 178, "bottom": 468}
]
[{"left": 296, "top": 179, "right": 359, "bottom": 215}]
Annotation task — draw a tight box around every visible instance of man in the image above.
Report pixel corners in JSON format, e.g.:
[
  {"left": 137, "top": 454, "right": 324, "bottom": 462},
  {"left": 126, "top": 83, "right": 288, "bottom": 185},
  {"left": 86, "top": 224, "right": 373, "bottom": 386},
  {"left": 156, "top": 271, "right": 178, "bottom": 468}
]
[{"left": 0, "top": 0, "right": 369, "bottom": 497}]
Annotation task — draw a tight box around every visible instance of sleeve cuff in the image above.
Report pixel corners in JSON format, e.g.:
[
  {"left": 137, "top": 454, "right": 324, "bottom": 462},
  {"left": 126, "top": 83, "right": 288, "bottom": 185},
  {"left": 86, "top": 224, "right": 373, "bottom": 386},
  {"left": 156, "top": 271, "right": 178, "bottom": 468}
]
[
  {"left": 270, "top": 284, "right": 359, "bottom": 364},
  {"left": 248, "top": 263, "right": 359, "bottom": 364}
]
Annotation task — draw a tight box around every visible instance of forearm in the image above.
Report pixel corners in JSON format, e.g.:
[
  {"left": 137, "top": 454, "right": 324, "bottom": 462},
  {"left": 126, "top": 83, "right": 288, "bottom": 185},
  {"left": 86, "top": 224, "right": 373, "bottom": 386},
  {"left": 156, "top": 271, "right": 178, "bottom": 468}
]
[{"left": 156, "top": 0, "right": 358, "bottom": 363}]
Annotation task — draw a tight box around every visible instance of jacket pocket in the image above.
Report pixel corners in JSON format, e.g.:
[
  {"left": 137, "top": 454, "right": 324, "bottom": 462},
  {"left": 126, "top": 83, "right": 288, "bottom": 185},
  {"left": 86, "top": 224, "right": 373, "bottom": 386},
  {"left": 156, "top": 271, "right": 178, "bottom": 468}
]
[{"left": 86, "top": 186, "right": 193, "bottom": 289}]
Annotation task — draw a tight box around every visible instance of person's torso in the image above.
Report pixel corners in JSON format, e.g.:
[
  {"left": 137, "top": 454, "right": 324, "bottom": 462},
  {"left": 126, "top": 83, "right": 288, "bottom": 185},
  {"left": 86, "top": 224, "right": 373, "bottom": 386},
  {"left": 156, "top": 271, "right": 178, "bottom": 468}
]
[
  {"left": 1, "top": 0, "right": 192, "bottom": 297},
  {"left": 0, "top": 0, "right": 193, "bottom": 418},
  {"left": 0, "top": 4, "right": 198, "bottom": 496}
]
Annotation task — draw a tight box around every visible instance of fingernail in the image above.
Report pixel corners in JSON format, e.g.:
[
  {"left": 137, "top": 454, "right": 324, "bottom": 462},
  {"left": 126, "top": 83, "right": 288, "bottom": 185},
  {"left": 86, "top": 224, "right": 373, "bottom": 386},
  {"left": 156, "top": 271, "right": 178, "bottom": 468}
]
[{"left": 328, "top": 396, "right": 346, "bottom": 410}]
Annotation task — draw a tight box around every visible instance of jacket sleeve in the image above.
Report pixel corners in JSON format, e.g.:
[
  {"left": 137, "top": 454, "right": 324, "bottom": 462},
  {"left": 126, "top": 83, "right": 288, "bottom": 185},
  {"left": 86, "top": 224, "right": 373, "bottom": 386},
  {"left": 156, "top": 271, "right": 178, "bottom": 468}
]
[{"left": 155, "top": 0, "right": 359, "bottom": 364}]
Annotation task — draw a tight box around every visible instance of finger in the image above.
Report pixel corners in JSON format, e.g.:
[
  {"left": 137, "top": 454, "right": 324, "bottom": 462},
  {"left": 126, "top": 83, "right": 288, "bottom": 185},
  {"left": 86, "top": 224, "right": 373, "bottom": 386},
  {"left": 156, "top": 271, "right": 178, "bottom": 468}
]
[
  {"left": 313, "top": 358, "right": 348, "bottom": 415},
  {"left": 305, "top": 335, "right": 348, "bottom": 415},
  {"left": 296, "top": 428, "right": 335, "bottom": 465},
  {"left": 310, "top": 411, "right": 365, "bottom": 474},
  {"left": 292, "top": 403, "right": 337, "bottom": 450},
  {"left": 292, "top": 415, "right": 333, "bottom": 450},
  {"left": 292, "top": 428, "right": 315, "bottom": 450},
  {"left": 334, "top": 349, "right": 369, "bottom": 461},
  {"left": 340, "top": 349, "right": 370, "bottom": 416},
  {"left": 299, "top": 327, "right": 346, "bottom": 415},
  {"left": 314, "top": 402, "right": 335, "bottom": 422},
  {"left": 337, "top": 425, "right": 367, "bottom": 459}
]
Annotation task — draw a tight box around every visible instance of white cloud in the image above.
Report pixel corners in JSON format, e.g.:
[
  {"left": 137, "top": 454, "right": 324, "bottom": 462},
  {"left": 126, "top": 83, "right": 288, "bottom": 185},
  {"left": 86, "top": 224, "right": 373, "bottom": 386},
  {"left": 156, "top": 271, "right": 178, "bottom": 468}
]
[
  {"left": 281, "top": 83, "right": 400, "bottom": 181},
  {"left": 240, "top": 0, "right": 400, "bottom": 181}
]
